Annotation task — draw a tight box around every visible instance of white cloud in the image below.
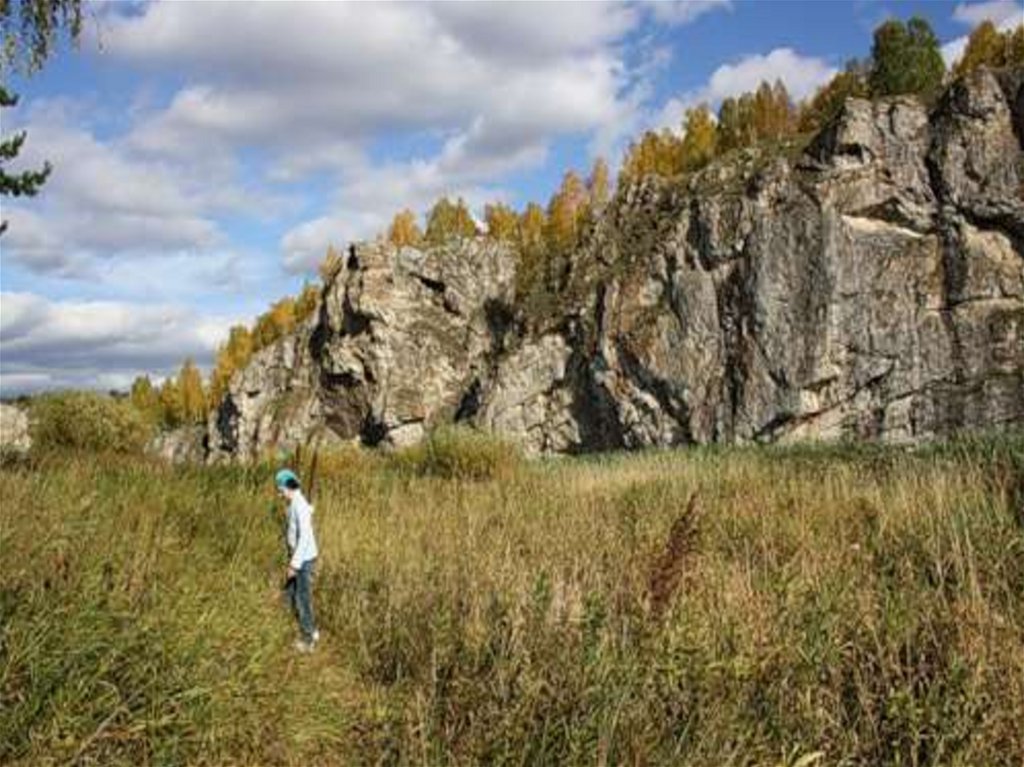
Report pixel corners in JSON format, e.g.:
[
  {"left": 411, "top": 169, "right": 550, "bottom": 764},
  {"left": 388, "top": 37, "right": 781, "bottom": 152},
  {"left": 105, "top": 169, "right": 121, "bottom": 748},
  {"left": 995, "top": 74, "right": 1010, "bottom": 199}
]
[
  {"left": 942, "top": 37, "right": 971, "bottom": 68},
  {"left": 0, "top": 100, "right": 295, "bottom": 279},
  {"left": 952, "top": 0, "right": 1023, "bottom": 26},
  {"left": 653, "top": 47, "right": 837, "bottom": 131},
  {"left": 89, "top": 1, "right": 660, "bottom": 273},
  {"left": 701, "top": 48, "right": 838, "bottom": 103},
  {"left": 943, "top": 1, "right": 1023, "bottom": 67},
  {"left": 103, "top": 2, "right": 637, "bottom": 169},
  {"left": 0, "top": 292, "right": 237, "bottom": 395},
  {"left": 644, "top": 0, "right": 733, "bottom": 26}
]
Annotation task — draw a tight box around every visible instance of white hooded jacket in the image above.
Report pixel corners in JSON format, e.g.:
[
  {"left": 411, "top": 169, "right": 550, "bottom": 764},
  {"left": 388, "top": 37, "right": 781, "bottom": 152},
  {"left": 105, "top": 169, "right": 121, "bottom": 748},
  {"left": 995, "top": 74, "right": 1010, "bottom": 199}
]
[{"left": 286, "top": 490, "right": 318, "bottom": 570}]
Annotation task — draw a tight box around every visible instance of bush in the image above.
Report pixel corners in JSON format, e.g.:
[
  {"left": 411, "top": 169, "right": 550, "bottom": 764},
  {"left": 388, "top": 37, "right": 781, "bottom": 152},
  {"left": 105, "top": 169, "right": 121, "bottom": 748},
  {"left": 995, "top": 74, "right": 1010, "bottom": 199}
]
[
  {"left": 30, "top": 392, "right": 153, "bottom": 454},
  {"left": 390, "top": 426, "right": 521, "bottom": 481}
]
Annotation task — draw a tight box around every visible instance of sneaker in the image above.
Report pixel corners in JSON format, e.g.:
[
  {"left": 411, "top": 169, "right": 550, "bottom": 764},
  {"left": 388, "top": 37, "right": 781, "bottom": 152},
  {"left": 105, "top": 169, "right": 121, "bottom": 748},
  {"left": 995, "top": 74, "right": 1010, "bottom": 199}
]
[
  {"left": 311, "top": 630, "right": 321, "bottom": 644},
  {"left": 294, "top": 639, "right": 315, "bottom": 654}
]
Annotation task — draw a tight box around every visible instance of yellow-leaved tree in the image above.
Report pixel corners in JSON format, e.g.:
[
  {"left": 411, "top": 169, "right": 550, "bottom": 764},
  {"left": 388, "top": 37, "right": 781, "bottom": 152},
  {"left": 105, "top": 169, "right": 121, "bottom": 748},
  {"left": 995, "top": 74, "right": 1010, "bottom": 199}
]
[
  {"left": 158, "top": 376, "right": 183, "bottom": 428},
  {"left": 209, "top": 325, "right": 254, "bottom": 407},
  {"left": 178, "top": 358, "right": 206, "bottom": 424},
  {"left": 129, "top": 374, "right": 161, "bottom": 424},
  {"left": 680, "top": 104, "right": 718, "bottom": 171},
  {"left": 954, "top": 21, "right": 1024, "bottom": 77},
  {"left": 387, "top": 208, "right": 424, "bottom": 248},
  {"left": 798, "top": 66, "right": 869, "bottom": 131},
  {"left": 253, "top": 297, "right": 296, "bottom": 351},
  {"left": 587, "top": 157, "right": 611, "bottom": 211},
  {"left": 516, "top": 202, "right": 547, "bottom": 299},
  {"left": 484, "top": 202, "right": 519, "bottom": 242},
  {"left": 544, "top": 170, "right": 589, "bottom": 259},
  {"left": 425, "top": 197, "right": 478, "bottom": 245}
]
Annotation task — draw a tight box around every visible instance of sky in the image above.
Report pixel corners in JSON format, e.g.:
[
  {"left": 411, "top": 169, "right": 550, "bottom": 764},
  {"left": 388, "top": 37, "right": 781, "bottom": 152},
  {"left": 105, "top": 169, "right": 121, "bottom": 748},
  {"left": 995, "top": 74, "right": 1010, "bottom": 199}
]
[{"left": 1, "top": 0, "right": 1021, "bottom": 396}]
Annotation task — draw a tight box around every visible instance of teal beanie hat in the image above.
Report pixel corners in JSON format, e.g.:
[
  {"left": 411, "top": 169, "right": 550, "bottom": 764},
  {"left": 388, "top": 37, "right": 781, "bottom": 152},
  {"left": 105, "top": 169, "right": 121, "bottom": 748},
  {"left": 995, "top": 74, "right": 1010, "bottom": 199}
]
[{"left": 275, "top": 468, "right": 299, "bottom": 489}]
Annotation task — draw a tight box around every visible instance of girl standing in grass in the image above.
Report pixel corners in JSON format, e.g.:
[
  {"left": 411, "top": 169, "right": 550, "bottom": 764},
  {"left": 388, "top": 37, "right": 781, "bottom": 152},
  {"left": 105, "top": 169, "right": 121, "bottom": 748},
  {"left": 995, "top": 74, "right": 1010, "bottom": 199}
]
[{"left": 275, "top": 468, "right": 320, "bottom": 652}]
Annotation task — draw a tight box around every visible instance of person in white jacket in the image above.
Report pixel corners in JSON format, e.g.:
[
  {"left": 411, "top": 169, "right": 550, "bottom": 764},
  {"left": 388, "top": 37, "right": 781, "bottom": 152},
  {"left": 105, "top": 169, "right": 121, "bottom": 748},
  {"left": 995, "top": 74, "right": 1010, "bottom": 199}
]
[{"left": 275, "top": 468, "right": 319, "bottom": 652}]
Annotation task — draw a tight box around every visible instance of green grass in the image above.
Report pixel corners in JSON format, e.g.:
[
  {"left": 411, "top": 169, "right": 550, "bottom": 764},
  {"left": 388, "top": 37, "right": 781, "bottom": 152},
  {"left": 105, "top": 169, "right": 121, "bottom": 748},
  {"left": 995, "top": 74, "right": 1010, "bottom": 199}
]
[{"left": 1, "top": 435, "right": 1022, "bottom": 765}]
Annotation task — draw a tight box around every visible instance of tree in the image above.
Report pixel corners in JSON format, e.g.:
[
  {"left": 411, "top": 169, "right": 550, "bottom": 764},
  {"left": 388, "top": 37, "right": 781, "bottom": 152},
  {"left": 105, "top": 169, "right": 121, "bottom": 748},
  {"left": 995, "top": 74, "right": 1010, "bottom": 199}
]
[
  {"left": 956, "top": 20, "right": 1004, "bottom": 76},
  {"left": 253, "top": 297, "right": 296, "bottom": 350},
  {"left": 1011, "top": 25, "right": 1024, "bottom": 65},
  {"left": 1, "top": 0, "right": 83, "bottom": 235},
  {"left": 717, "top": 97, "right": 743, "bottom": 152},
  {"left": 387, "top": 208, "right": 423, "bottom": 248},
  {"left": 587, "top": 157, "right": 611, "bottom": 210},
  {"left": 318, "top": 244, "right": 344, "bottom": 284},
  {"left": 680, "top": 104, "right": 717, "bottom": 171},
  {"left": 954, "top": 21, "right": 1024, "bottom": 77},
  {"left": 130, "top": 375, "right": 161, "bottom": 424},
  {"left": 209, "top": 325, "right": 254, "bottom": 407},
  {"left": 294, "top": 281, "right": 319, "bottom": 324},
  {"left": 0, "top": 86, "right": 50, "bottom": 235},
  {"left": 158, "top": 377, "right": 183, "bottom": 429},
  {"left": 484, "top": 202, "right": 518, "bottom": 242},
  {"left": 515, "top": 202, "right": 547, "bottom": 299},
  {"left": 178, "top": 358, "right": 207, "bottom": 424},
  {"left": 544, "top": 170, "right": 588, "bottom": 258},
  {"left": 620, "top": 130, "right": 684, "bottom": 183},
  {"left": 869, "top": 16, "right": 945, "bottom": 98},
  {"left": 1, "top": 0, "right": 83, "bottom": 74},
  {"left": 424, "top": 197, "right": 478, "bottom": 245},
  {"left": 797, "top": 66, "right": 868, "bottom": 131}
]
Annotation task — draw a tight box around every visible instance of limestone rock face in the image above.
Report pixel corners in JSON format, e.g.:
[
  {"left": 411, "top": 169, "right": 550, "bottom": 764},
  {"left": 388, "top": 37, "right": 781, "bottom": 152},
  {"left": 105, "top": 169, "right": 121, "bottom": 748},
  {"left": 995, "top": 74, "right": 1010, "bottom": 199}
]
[
  {"left": 0, "top": 403, "right": 31, "bottom": 454},
  {"left": 208, "top": 240, "right": 516, "bottom": 461},
  {"left": 148, "top": 426, "right": 207, "bottom": 465},
  {"left": 209, "top": 68, "right": 1023, "bottom": 461}
]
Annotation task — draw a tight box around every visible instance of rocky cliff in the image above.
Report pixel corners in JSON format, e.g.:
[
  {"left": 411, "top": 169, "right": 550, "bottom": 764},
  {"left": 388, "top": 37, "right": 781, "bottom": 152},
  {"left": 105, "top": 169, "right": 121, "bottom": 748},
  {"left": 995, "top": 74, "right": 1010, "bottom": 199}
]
[{"left": 208, "top": 68, "right": 1024, "bottom": 461}]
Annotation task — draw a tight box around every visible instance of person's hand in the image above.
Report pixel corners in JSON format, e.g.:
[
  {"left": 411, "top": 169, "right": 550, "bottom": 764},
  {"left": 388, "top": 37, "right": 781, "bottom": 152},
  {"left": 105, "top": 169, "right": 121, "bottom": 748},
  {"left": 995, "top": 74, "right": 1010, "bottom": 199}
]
[{"left": 286, "top": 565, "right": 296, "bottom": 579}]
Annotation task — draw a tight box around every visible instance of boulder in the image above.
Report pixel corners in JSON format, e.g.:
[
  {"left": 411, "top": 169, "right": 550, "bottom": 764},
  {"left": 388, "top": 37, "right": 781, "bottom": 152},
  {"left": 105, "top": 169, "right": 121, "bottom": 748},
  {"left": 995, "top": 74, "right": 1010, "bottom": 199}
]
[{"left": 0, "top": 403, "right": 31, "bottom": 454}]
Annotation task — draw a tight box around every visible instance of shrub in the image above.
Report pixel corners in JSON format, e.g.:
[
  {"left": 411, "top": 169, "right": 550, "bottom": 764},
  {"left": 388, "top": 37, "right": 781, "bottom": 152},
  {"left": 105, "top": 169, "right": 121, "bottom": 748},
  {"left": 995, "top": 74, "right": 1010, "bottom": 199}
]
[
  {"left": 30, "top": 392, "right": 153, "bottom": 453},
  {"left": 390, "top": 426, "right": 521, "bottom": 481}
]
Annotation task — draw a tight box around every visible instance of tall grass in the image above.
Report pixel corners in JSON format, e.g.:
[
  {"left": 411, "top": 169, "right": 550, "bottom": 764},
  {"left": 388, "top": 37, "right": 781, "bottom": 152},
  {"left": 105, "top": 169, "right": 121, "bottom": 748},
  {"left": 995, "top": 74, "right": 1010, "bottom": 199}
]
[{"left": 1, "top": 435, "right": 1022, "bottom": 765}]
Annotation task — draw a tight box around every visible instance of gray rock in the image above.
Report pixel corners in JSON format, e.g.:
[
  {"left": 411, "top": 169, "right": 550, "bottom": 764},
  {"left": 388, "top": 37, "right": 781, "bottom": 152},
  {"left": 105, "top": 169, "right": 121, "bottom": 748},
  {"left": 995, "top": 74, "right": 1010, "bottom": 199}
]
[
  {"left": 208, "top": 68, "right": 1024, "bottom": 460},
  {"left": 0, "top": 403, "right": 31, "bottom": 454},
  {"left": 148, "top": 425, "right": 207, "bottom": 465}
]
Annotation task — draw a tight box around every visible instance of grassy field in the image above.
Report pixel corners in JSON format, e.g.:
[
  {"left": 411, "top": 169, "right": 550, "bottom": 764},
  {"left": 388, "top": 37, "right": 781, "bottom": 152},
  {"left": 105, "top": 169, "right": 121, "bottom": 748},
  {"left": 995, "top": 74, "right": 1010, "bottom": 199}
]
[{"left": 1, "top": 435, "right": 1022, "bottom": 766}]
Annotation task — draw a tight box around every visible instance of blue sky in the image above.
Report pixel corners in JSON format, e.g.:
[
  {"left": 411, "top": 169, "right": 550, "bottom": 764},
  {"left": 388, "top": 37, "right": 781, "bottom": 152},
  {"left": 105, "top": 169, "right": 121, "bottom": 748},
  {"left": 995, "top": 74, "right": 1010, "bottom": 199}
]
[{"left": 1, "top": 0, "right": 1021, "bottom": 395}]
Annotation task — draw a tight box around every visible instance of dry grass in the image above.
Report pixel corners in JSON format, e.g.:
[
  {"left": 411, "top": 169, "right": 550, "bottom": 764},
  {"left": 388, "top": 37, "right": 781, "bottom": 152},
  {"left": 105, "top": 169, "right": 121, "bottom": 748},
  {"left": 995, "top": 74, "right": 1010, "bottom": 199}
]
[{"left": 1, "top": 434, "right": 1022, "bottom": 765}]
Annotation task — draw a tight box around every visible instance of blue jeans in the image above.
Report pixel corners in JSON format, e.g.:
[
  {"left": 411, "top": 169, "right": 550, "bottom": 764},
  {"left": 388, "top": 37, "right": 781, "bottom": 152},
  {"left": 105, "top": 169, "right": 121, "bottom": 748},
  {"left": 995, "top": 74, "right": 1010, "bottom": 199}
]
[{"left": 286, "top": 558, "right": 317, "bottom": 642}]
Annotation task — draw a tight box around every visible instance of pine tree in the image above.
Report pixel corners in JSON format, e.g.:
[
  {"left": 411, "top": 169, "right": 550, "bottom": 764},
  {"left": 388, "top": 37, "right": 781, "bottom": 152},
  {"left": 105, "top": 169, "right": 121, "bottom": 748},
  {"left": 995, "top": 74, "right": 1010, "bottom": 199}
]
[
  {"left": 869, "top": 16, "right": 945, "bottom": 98},
  {"left": 0, "top": 86, "right": 51, "bottom": 235},
  {"left": 1, "top": 0, "right": 84, "bottom": 235}
]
